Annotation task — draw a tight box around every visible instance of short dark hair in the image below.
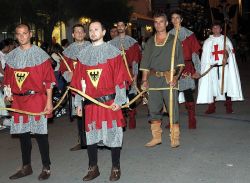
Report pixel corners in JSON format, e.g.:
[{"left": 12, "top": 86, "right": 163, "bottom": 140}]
[
  {"left": 170, "top": 10, "right": 183, "bottom": 19},
  {"left": 61, "top": 39, "right": 69, "bottom": 47},
  {"left": 212, "top": 21, "right": 222, "bottom": 28},
  {"left": 116, "top": 20, "right": 127, "bottom": 26},
  {"left": 89, "top": 20, "right": 106, "bottom": 31},
  {"left": 72, "top": 24, "right": 85, "bottom": 33},
  {"left": 15, "top": 23, "right": 31, "bottom": 32},
  {"left": 153, "top": 11, "right": 168, "bottom": 21}
]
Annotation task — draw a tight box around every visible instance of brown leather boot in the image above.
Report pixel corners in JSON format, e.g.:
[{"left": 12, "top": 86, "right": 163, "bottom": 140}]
[
  {"left": 82, "top": 165, "right": 100, "bottom": 181},
  {"left": 109, "top": 166, "right": 121, "bottom": 181},
  {"left": 145, "top": 121, "right": 162, "bottom": 147},
  {"left": 9, "top": 164, "right": 33, "bottom": 180},
  {"left": 70, "top": 143, "right": 83, "bottom": 151},
  {"left": 170, "top": 123, "right": 180, "bottom": 148},
  {"left": 38, "top": 166, "right": 51, "bottom": 181}
]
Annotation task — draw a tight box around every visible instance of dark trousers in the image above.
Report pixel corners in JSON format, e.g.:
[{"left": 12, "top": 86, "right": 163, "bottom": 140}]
[
  {"left": 87, "top": 144, "right": 121, "bottom": 167},
  {"left": 183, "top": 89, "right": 194, "bottom": 102},
  {"left": 77, "top": 116, "right": 87, "bottom": 146},
  {"left": 20, "top": 133, "right": 51, "bottom": 168}
]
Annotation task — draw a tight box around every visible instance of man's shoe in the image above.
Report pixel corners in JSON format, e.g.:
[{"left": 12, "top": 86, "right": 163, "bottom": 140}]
[
  {"left": 82, "top": 165, "right": 100, "bottom": 181},
  {"left": 9, "top": 164, "right": 33, "bottom": 180},
  {"left": 70, "top": 143, "right": 87, "bottom": 151},
  {"left": 38, "top": 167, "right": 51, "bottom": 181},
  {"left": 109, "top": 166, "right": 121, "bottom": 181}
]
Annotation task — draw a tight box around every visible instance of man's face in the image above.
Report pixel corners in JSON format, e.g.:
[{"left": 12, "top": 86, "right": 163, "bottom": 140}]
[
  {"left": 15, "top": 26, "right": 32, "bottom": 46},
  {"left": 117, "top": 22, "right": 126, "bottom": 34},
  {"left": 171, "top": 13, "right": 182, "bottom": 27},
  {"left": 72, "top": 26, "right": 86, "bottom": 42},
  {"left": 110, "top": 27, "right": 118, "bottom": 39},
  {"left": 212, "top": 25, "right": 222, "bottom": 36},
  {"left": 154, "top": 16, "right": 168, "bottom": 33},
  {"left": 89, "top": 22, "right": 105, "bottom": 42}
]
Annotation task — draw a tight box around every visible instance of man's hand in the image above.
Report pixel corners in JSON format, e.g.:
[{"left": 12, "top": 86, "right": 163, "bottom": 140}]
[
  {"left": 111, "top": 103, "right": 121, "bottom": 111},
  {"left": 192, "top": 72, "right": 201, "bottom": 79},
  {"left": 76, "top": 107, "right": 82, "bottom": 117},
  {"left": 223, "top": 51, "right": 229, "bottom": 65},
  {"left": 141, "top": 80, "right": 149, "bottom": 90},
  {"left": 44, "top": 101, "right": 53, "bottom": 114},
  {"left": 68, "top": 71, "right": 73, "bottom": 81},
  {"left": 5, "top": 96, "right": 13, "bottom": 102},
  {"left": 169, "top": 76, "right": 178, "bottom": 87}
]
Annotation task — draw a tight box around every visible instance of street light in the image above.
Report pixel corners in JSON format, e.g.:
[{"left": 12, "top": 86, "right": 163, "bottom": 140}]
[
  {"left": 2, "top": 32, "right": 7, "bottom": 39},
  {"left": 80, "top": 17, "right": 91, "bottom": 25}
]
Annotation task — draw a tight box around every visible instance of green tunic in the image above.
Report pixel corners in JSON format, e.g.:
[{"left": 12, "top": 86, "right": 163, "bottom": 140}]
[
  {"left": 140, "top": 34, "right": 184, "bottom": 89},
  {"left": 139, "top": 34, "right": 184, "bottom": 122}
]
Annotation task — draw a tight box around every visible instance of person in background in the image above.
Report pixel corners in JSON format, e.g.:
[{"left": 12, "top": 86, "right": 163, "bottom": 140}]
[
  {"left": 169, "top": 10, "right": 201, "bottom": 129},
  {"left": 197, "top": 22, "right": 243, "bottom": 113},
  {"left": 60, "top": 24, "right": 91, "bottom": 151},
  {"left": 109, "top": 20, "right": 141, "bottom": 129}
]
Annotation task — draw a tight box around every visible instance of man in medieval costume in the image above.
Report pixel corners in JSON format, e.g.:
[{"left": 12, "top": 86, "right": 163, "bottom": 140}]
[
  {"left": 109, "top": 20, "right": 141, "bottom": 129},
  {"left": 197, "top": 22, "right": 243, "bottom": 113},
  {"left": 169, "top": 10, "right": 201, "bottom": 129},
  {"left": 70, "top": 21, "right": 131, "bottom": 181},
  {"left": 4, "top": 23, "right": 56, "bottom": 180},
  {"left": 140, "top": 12, "right": 185, "bottom": 148},
  {"left": 59, "top": 24, "right": 90, "bottom": 151}
]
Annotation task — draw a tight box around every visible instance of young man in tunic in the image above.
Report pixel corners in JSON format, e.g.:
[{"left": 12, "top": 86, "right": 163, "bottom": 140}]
[
  {"left": 197, "top": 22, "right": 243, "bottom": 112},
  {"left": 169, "top": 10, "right": 201, "bottom": 129},
  {"left": 140, "top": 12, "right": 185, "bottom": 148},
  {"left": 71, "top": 21, "right": 131, "bottom": 181},
  {"left": 60, "top": 24, "right": 91, "bottom": 151},
  {"left": 109, "top": 20, "right": 141, "bottom": 129},
  {"left": 4, "top": 23, "right": 56, "bottom": 180}
]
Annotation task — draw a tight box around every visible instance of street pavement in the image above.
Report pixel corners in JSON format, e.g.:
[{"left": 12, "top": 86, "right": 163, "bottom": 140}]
[{"left": 0, "top": 60, "right": 250, "bottom": 183}]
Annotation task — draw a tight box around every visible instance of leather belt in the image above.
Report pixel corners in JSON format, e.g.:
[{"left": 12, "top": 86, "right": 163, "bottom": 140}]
[
  {"left": 149, "top": 69, "right": 175, "bottom": 78},
  {"left": 213, "top": 63, "right": 228, "bottom": 67},
  {"left": 13, "top": 90, "right": 39, "bottom": 96},
  {"left": 213, "top": 63, "right": 228, "bottom": 79},
  {"left": 84, "top": 93, "right": 116, "bottom": 105}
]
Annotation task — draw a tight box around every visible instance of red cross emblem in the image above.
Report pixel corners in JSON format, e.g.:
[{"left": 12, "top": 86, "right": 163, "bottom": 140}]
[{"left": 212, "top": 44, "right": 224, "bottom": 61}]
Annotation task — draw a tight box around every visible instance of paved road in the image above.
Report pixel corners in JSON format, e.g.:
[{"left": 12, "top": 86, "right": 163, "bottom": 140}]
[{"left": 0, "top": 61, "right": 250, "bottom": 183}]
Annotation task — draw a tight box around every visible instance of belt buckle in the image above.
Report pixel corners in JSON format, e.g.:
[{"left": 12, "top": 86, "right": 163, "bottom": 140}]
[
  {"left": 30, "top": 90, "right": 35, "bottom": 94},
  {"left": 155, "top": 71, "right": 161, "bottom": 77}
]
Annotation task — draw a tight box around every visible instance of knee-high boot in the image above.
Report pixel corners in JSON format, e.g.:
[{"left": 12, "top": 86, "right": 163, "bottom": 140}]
[
  {"left": 170, "top": 123, "right": 180, "bottom": 148},
  {"left": 205, "top": 102, "right": 216, "bottom": 114},
  {"left": 225, "top": 99, "right": 233, "bottom": 114},
  {"left": 128, "top": 109, "right": 136, "bottom": 129},
  {"left": 145, "top": 121, "right": 162, "bottom": 147},
  {"left": 186, "top": 102, "right": 197, "bottom": 129}
]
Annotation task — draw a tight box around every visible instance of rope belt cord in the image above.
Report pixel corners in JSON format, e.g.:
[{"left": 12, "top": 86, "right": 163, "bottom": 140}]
[
  {"left": 0, "top": 86, "right": 148, "bottom": 115},
  {"left": 0, "top": 87, "right": 70, "bottom": 116}
]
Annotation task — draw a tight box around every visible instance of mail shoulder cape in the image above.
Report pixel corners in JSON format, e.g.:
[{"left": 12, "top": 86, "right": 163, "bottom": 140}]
[
  {"left": 60, "top": 41, "right": 91, "bottom": 74},
  {"left": 109, "top": 35, "right": 141, "bottom": 65}
]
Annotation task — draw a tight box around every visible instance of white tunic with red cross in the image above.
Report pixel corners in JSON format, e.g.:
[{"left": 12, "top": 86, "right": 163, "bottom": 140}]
[{"left": 197, "top": 35, "right": 243, "bottom": 103}]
